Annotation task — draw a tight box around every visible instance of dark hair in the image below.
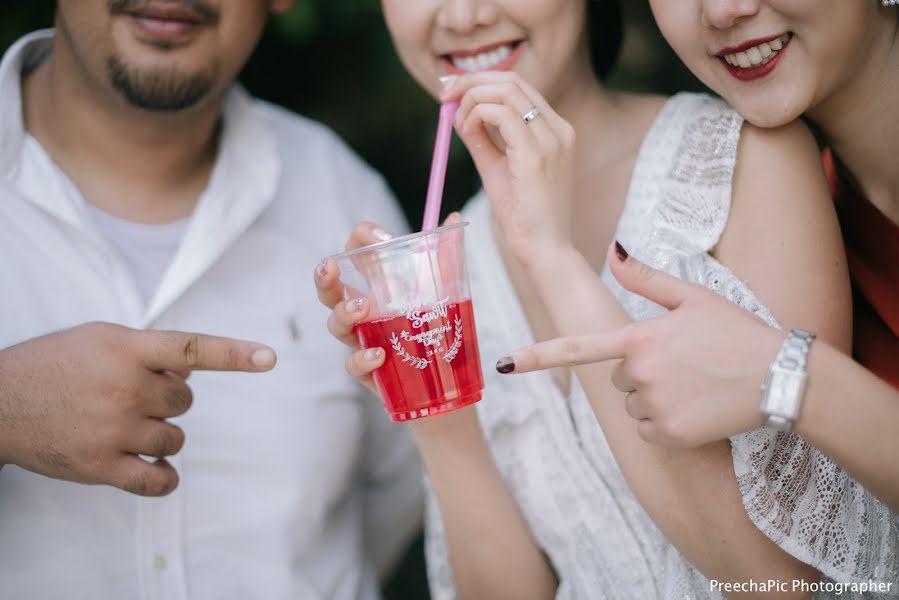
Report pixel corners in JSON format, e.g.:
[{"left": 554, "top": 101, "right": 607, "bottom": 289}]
[{"left": 586, "top": 0, "right": 624, "bottom": 80}]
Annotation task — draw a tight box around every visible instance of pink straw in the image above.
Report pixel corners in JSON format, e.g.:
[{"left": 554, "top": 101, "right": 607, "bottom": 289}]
[{"left": 421, "top": 100, "right": 460, "bottom": 231}]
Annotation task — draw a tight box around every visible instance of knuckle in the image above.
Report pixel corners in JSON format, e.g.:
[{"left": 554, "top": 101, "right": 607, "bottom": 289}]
[
  {"left": 544, "top": 137, "right": 560, "bottom": 156},
  {"left": 521, "top": 151, "right": 546, "bottom": 171},
  {"left": 635, "top": 262, "right": 656, "bottom": 283},
  {"left": 560, "top": 339, "right": 583, "bottom": 365},
  {"left": 344, "top": 353, "right": 361, "bottom": 378},
  {"left": 629, "top": 362, "right": 653, "bottom": 386},
  {"left": 327, "top": 313, "right": 345, "bottom": 339},
  {"left": 223, "top": 343, "right": 240, "bottom": 370},
  {"left": 181, "top": 335, "right": 201, "bottom": 369},
  {"left": 122, "top": 468, "right": 153, "bottom": 496}
]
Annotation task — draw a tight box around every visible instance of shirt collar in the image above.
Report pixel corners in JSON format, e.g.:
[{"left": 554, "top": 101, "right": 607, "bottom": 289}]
[
  {"left": 0, "top": 29, "right": 282, "bottom": 325},
  {"left": 0, "top": 29, "right": 52, "bottom": 182}
]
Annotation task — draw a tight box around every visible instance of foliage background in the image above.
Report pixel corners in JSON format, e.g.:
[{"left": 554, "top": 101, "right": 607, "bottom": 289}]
[
  {"left": 0, "top": 0, "right": 706, "bottom": 227},
  {"left": 0, "top": 2, "right": 707, "bottom": 598}
]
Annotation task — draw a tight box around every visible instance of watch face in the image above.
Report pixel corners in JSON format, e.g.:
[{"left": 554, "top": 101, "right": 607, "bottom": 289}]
[{"left": 763, "top": 368, "right": 806, "bottom": 416}]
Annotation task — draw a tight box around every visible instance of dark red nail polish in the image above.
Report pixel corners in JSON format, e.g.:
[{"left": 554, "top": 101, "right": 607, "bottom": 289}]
[
  {"left": 496, "top": 357, "right": 515, "bottom": 374},
  {"left": 614, "top": 241, "right": 629, "bottom": 262}
]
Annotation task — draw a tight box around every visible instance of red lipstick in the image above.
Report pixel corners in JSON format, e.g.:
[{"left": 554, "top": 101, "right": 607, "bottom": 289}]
[{"left": 717, "top": 34, "right": 792, "bottom": 82}]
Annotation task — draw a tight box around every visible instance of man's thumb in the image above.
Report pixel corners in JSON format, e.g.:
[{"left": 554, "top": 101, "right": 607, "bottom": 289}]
[{"left": 607, "top": 241, "right": 695, "bottom": 310}]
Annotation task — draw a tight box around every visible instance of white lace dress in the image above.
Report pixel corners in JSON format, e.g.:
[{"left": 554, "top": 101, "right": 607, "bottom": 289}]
[{"left": 425, "top": 93, "right": 899, "bottom": 599}]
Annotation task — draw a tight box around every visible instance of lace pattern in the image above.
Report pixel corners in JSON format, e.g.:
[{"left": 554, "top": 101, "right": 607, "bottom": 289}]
[{"left": 424, "top": 93, "right": 899, "bottom": 600}]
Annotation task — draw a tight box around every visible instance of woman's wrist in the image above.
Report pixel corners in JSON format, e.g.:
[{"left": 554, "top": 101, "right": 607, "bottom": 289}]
[
  {"left": 408, "top": 405, "right": 484, "bottom": 446},
  {"left": 526, "top": 243, "right": 586, "bottom": 289}
]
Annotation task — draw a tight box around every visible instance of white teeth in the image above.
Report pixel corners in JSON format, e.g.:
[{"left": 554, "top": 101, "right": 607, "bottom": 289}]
[
  {"left": 451, "top": 44, "right": 515, "bottom": 72},
  {"left": 747, "top": 47, "right": 762, "bottom": 64},
  {"left": 723, "top": 33, "right": 790, "bottom": 69}
]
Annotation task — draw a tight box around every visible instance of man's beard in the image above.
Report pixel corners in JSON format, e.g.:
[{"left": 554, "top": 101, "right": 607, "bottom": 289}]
[{"left": 107, "top": 55, "right": 217, "bottom": 112}]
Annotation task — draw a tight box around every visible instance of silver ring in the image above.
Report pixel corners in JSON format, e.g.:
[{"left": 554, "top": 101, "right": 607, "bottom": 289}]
[{"left": 522, "top": 106, "right": 541, "bottom": 124}]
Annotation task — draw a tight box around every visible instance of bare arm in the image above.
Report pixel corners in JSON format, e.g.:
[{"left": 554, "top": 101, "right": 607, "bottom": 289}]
[
  {"left": 529, "top": 247, "right": 819, "bottom": 594},
  {"left": 316, "top": 221, "right": 557, "bottom": 600},
  {"left": 506, "top": 262, "right": 899, "bottom": 514},
  {"left": 796, "top": 341, "right": 899, "bottom": 510},
  {"left": 522, "top": 121, "right": 847, "bottom": 592},
  {"left": 410, "top": 410, "right": 558, "bottom": 600}
]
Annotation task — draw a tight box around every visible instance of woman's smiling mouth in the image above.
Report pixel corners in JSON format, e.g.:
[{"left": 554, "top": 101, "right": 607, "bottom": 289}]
[{"left": 442, "top": 40, "right": 524, "bottom": 74}]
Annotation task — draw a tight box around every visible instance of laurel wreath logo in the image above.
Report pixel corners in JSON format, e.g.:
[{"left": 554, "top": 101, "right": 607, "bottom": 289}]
[
  {"left": 390, "top": 333, "right": 431, "bottom": 369},
  {"left": 441, "top": 315, "right": 464, "bottom": 363}
]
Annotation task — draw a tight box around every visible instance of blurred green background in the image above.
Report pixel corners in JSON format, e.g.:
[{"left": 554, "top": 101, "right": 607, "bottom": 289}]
[
  {"left": 0, "top": 2, "right": 705, "bottom": 598},
  {"left": 0, "top": 0, "right": 706, "bottom": 227}
]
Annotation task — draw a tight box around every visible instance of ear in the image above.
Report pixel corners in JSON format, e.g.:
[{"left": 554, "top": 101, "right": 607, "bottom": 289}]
[{"left": 269, "top": 0, "right": 296, "bottom": 15}]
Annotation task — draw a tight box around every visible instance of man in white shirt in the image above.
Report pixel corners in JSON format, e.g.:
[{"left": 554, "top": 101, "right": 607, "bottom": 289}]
[{"left": 0, "top": 1, "right": 422, "bottom": 599}]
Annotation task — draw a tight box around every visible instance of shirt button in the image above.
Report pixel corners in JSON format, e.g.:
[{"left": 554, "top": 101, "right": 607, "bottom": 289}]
[{"left": 153, "top": 554, "right": 167, "bottom": 572}]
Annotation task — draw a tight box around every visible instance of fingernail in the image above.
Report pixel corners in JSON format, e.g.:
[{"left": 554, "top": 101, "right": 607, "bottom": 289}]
[
  {"left": 439, "top": 75, "right": 458, "bottom": 92},
  {"left": 614, "top": 241, "right": 629, "bottom": 262},
  {"left": 371, "top": 227, "right": 393, "bottom": 242},
  {"left": 315, "top": 261, "right": 328, "bottom": 278},
  {"left": 496, "top": 356, "right": 515, "bottom": 374},
  {"left": 347, "top": 298, "right": 365, "bottom": 313},
  {"left": 251, "top": 348, "right": 276, "bottom": 368},
  {"left": 364, "top": 347, "right": 383, "bottom": 361}
]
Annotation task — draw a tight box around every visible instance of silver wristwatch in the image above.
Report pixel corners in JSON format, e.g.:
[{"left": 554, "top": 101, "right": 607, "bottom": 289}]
[{"left": 759, "top": 329, "right": 816, "bottom": 431}]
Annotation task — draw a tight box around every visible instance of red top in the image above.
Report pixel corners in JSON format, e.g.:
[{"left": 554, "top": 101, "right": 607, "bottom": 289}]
[{"left": 823, "top": 148, "right": 899, "bottom": 389}]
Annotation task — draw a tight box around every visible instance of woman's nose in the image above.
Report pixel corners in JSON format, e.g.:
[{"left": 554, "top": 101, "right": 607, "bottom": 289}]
[
  {"left": 436, "top": 0, "right": 499, "bottom": 35},
  {"left": 700, "top": 0, "right": 761, "bottom": 30}
]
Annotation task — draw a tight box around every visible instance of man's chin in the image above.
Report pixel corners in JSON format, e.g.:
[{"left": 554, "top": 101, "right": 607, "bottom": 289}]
[{"left": 106, "top": 56, "right": 217, "bottom": 112}]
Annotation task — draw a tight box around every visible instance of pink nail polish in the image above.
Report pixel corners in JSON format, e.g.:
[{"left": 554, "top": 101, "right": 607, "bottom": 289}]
[{"left": 347, "top": 298, "right": 365, "bottom": 313}]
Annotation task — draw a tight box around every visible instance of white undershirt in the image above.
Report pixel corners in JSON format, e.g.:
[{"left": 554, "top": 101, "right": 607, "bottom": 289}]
[{"left": 85, "top": 203, "right": 190, "bottom": 306}]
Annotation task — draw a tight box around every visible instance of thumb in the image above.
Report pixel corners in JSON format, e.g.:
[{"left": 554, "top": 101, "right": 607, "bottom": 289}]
[
  {"left": 607, "top": 241, "right": 697, "bottom": 310},
  {"left": 442, "top": 212, "right": 463, "bottom": 227}
]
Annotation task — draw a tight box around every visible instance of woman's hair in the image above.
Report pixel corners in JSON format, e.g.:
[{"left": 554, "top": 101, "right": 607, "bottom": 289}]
[{"left": 587, "top": 0, "right": 623, "bottom": 80}]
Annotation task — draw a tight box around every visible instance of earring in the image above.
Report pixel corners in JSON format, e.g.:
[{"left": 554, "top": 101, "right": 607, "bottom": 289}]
[{"left": 883, "top": 0, "right": 898, "bottom": 6}]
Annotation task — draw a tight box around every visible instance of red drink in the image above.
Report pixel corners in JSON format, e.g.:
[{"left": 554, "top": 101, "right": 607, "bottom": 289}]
[{"left": 354, "top": 299, "right": 484, "bottom": 421}]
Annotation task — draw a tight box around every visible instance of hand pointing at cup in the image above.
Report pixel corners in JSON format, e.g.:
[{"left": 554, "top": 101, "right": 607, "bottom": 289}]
[
  {"left": 0, "top": 323, "right": 276, "bottom": 496},
  {"left": 496, "top": 242, "right": 784, "bottom": 448}
]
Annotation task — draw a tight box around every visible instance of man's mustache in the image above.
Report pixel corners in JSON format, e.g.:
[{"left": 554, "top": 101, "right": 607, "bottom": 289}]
[{"left": 108, "top": 0, "right": 220, "bottom": 24}]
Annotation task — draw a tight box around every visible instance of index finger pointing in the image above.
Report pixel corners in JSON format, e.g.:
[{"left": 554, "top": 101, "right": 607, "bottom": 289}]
[
  {"left": 142, "top": 331, "right": 277, "bottom": 373},
  {"left": 497, "top": 330, "right": 630, "bottom": 374}
]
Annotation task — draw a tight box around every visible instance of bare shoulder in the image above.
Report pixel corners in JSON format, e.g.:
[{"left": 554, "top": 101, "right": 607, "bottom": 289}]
[
  {"left": 724, "top": 119, "right": 833, "bottom": 250},
  {"left": 715, "top": 119, "right": 852, "bottom": 350},
  {"left": 735, "top": 119, "right": 825, "bottom": 181}
]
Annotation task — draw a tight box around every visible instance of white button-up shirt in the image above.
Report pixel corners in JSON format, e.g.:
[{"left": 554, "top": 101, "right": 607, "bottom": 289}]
[{"left": 0, "top": 31, "right": 422, "bottom": 600}]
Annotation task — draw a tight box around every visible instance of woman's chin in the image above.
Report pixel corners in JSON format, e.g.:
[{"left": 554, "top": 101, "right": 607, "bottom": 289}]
[{"left": 728, "top": 98, "right": 805, "bottom": 130}]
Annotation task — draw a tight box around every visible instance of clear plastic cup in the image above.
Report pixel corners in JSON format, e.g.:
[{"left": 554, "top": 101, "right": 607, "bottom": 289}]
[{"left": 329, "top": 222, "right": 484, "bottom": 421}]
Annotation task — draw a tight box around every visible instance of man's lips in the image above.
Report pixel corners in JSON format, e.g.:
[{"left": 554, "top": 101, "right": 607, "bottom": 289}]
[
  {"left": 119, "top": 2, "right": 218, "bottom": 26},
  {"left": 118, "top": 3, "right": 219, "bottom": 42}
]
